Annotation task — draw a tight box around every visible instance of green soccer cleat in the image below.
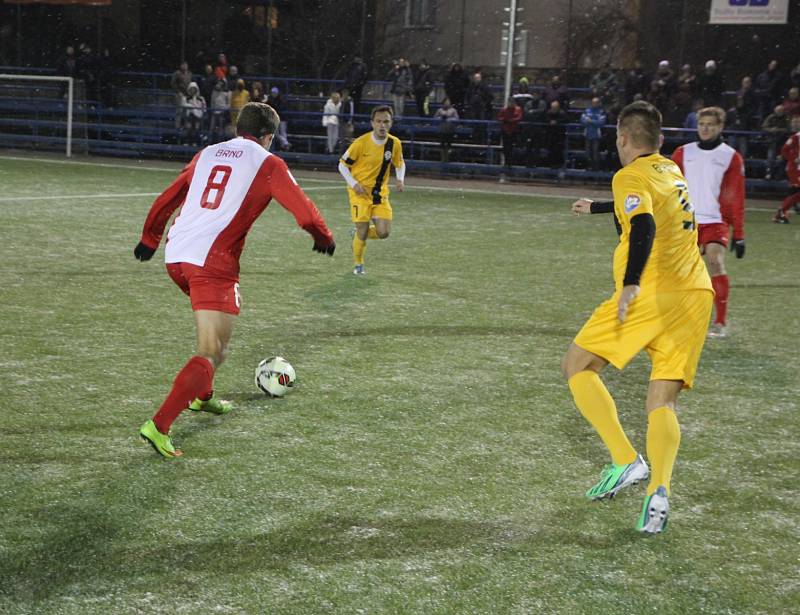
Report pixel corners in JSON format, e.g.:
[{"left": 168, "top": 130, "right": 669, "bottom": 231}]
[
  {"left": 637, "top": 486, "right": 669, "bottom": 534},
  {"left": 139, "top": 419, "right": 182, "bottom": 458},
  {"left": 586, "top": 454, "right": 649, "bottom": 500},
  {"left": 189, "top": 396, "right": 232, "bottom": 415}
]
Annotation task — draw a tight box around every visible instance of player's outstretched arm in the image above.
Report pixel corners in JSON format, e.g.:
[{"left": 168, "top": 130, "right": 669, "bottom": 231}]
[{"left": 571, "top": 199, "right": 614, "bottom": 215}]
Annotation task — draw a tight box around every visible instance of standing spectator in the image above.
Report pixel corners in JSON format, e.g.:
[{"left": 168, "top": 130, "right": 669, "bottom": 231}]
[
  {"left": 171, "top": 60, "right": 192, "bottom": 99},
  {"left": 96, "top": 47, "right": 115, "bottom": 108},
  {"left": 226, "top": 65, "right": 241, "bottom": 93},
  {"left": 171, "top": 61, "right": 193, "bottom": 128},
  {"left": 213, "top": 53, "right": 229, "bottom": 81},
  {"left": 433, "top": 98, "right": 459, "bottom": 162},
  {"left": 413, "top": 59, "right": 433, "bottom": 117},
  {"left": 250, "top": 82, "right": 266, "bottom": 103},
  {"left": 180, "top": 82, "right": 206, "bottom": 146},
  {"left": 466, "top": 71, "right": 493, "bottom": 119},
  {"left": 513, "top": 77, "right": 534, "bottom": 109},
  {"left": 580, "top": 97, "right": 607, "bottom": 171},
  {"left": 544, "top": 100, "right": 568, "bottom": 167},
  {"left": 267, "top": 86, "right": 291, "bottom": 150},
  {"left": 230, "top": 78, "right": 250, "bottom": 130},
  {"left": 522, "top": 88, "right": 547, "bottom": 166},
  {"left": 388, "top": 58, "right": 413, "bottom": 119},
  {"left": 343, "top": 55, "right": 368, "bottom": 114},
  {"left": 322, "top": 91, "right": 341, "bottom": 154},
  {"left": 697, "top": 60, "right": 724, "bottom": 107},
  {"left": 444, "top": 62, "right": 470, "bottom": 118},
  {"left": 646, "top": 79, "right": 671, "bottom": 118},
  {"left": 790, "top": 59, "right": 800, "bottom": 90},
  {"left": 57, "top": 45, "right": 78, "bottom": 99},
  {"left": 672, "top": 106, "right": 746, "bottom": 338},
  {"left": 134, "top": 102, "right": 335, "bottom": 458},
  {"left": 773, "top": 115, "right": 800, "bottom": 223},
  {"left": 209, "top": 79, "right": 231, "bottom": 141},
  {"left": 590, "top": 63, "right": 618, "bottom": 107},
  {"left": 670, "top": 64, "right": 697, "bottom": 126},
  {"left": 200, "top": 64, "right": 216, "bottom": 109},
  {"left": 781, "top": 87, "right": 800, "bottom": 117},
  {"left": 339, "top": 89, "right": 356, "bottom": 147},
  {"left": 497, "top": 97, "right": 523, "bottom": 169},
  {"left": 755, "top": 60, "right": 785, "bottom": 119},
  {"left": 762, "top": 105, "right": 790, "bottom": 179},
  {"left": 684, "top": 99, "right": 703, "bottom": 131},
  {"left": 652, "top": 60, "right": 676, "bottom": 100},
  {"left": 624, "top": 60, "right": 648, "bottom": 104},
  {"left": 728, "top": 76, "right": 758, "bottom": 157},
  {"left": 77, "top": 43, "right": 98, "bottom": 101},
  {"left": 676, "top": 64, "right": 697, "bottom": 101},
  {"left": 467, "top": 72, "right": 493, "bottom": 144},
  {"left": 543, "top": 74, "right": 569, "bottom": 110}
]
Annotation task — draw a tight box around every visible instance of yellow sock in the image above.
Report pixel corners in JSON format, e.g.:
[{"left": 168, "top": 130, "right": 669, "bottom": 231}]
[
  {"left": 646, "top": 406, "right": 681, "bottom": 496},
  {"left": 367, "top": 225, "right": 379, "bottom": 240},
  {"left": 568, "top": 371, "right": 637, "bottom": 466},
  {"left": 352, "top": 236, "right": 366, "bottom": 265}
]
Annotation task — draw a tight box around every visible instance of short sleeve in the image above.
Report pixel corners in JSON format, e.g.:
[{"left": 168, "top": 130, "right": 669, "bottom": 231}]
[
  {"left": 341, "top": 138, "right": 361, "bottom": 166},
  {"left": 612, "top": 170, "right": 653, "bottom": 223}
]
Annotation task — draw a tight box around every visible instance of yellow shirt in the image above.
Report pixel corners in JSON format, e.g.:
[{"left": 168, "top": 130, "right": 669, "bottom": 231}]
[
  {"left": 341, "top": 132, "right": 404, "bottom": 204},
  {"left": 612, "top": 153, "right": 712, "bottom": 293}
]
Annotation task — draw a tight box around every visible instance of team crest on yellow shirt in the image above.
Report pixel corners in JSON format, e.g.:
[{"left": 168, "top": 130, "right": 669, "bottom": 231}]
[
  {"left": 624, "top": 195, "right": 641, "bottom": 213},
  {"left": 384, "top": 151, "right": 392, "bottom": 161}
]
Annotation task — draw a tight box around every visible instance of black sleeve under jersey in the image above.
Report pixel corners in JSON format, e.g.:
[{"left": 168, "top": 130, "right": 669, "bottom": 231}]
[
  {"left": 623, "top": 213, "right": 655, "bottom": 287},
  {"left": 589, "top": 200, "right": 614, "bottom": 214}
]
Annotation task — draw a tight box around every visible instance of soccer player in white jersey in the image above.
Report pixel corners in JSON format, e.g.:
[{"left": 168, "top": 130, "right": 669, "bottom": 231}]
[
  {"left": 672, "top": 106, "right": 745, "bottom": 338},
  {"left": 134, "top": 102, "right": 336, "bottom": 458}
]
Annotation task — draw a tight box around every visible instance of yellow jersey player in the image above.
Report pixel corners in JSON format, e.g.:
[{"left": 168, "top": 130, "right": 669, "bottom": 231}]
[
  {"left": 338, "top": 105, "right": 406, "bottom": 275},
  {"left": 563, "top": 101, "right": 713, "bottom": 535}
]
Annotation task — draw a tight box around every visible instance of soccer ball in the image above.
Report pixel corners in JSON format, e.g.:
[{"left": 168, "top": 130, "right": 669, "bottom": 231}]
[{"left": 255, "top": 356, "right": 296, "bottom": 397}]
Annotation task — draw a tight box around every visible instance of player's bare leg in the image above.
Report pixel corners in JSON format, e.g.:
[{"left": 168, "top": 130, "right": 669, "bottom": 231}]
[
  {"left": 562, "top": 344, "right": 647, "bottom": 499},
  {"left": 372, "top": 217, "right": 391, "bottom": 239},
  {"left": 638, "top": 379, "right": 683, "bottom": 534},
  {"left": 189, "top": 309, "right": 236, "bottom": 414},
  {"left": 704, "top": 242, "right": 729, "bottom": 336}
]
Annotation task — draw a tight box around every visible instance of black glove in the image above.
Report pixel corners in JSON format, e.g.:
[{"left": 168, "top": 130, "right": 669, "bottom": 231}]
[
  {"left": 134, "top": 241, "right": 156, "bottom": 261},
  {"left": 731, "top": 239, "right": 745, "bottom": 259},
  {"left": 313, "top": 240, "right": 336, "bottom": 256}
]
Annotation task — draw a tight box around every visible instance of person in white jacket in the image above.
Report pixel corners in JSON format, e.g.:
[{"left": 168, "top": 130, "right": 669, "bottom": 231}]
[{"left": 322, "top": 91, "right": 342, "bottom": 154}]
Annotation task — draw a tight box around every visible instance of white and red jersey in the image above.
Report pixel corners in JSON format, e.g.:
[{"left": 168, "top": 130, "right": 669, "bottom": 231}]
[
  {"left": 672, "top": 141, "right": 745, "bottom": 240},
  {"left": 781, "top": 132, "right": 800, "bottom": 187},
  {"left": 139, "top": 136, "right": 333, "bottom": 275}
]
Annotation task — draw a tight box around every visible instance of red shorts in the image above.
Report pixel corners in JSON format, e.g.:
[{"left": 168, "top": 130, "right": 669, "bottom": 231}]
[
  {"left": 697, "top": 223, "right": 729, "bottom": 249},
  {"left": 166, "top": 263, "right": 241, "bottom": 315}
]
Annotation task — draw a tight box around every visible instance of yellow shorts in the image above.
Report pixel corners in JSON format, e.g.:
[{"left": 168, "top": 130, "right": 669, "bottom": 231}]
[
  {"left": 349, "top": 197, "right": 393, "bottom": 223},
  {"left": 574, "top": 288, "right": 713, "bottom": 389}
]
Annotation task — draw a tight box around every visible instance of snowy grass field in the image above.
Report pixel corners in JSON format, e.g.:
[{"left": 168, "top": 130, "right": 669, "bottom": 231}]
[{"left": 1, "top": 154, "right": 798, "bottom": 614}]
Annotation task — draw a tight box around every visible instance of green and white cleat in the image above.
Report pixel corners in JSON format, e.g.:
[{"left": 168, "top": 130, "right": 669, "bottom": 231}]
[
  {"left": 189, "top": 396, "right": 232, "bottom": 415},
  {"left": 586, "top": 454, "right": 649, "bottom": 500},
  {"left": 637, "top": 486, "right": 669, "bottom": 534},
  {"left": 139, "top": 419, "right": 182, "bottom": 458}
]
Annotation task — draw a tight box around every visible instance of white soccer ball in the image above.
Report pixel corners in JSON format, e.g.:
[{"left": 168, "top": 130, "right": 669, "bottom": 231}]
[{"left": 255, "top": 356, "right": 296, "bottom": 397}]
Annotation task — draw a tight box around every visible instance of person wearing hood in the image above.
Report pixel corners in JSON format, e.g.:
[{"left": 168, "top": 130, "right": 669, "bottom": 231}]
[
  {"left": 230, "top": 78, "right": 250, "bottom": 128},
  {"left": 181, "top": 81, "right": 207, "bottom": 145}
]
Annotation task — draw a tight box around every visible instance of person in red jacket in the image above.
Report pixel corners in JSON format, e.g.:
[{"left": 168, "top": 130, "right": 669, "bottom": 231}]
[
  {"left": 773, "top": 114, "right": 800, "bottom": 224},
  {"left": 672, "top": 107, "right": 745, "bottom": 338},
  {"left": 133, "top": 102, "right": 336, "bottom": 458},
  {"left": 498, "top": 97, "right": 523, "bottom": 169}
]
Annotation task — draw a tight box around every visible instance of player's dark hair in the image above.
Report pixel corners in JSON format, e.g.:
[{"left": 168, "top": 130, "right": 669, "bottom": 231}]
[
  {"left": 697, "top": 106, "right": 726, "bottom": 125},
  {"left": 236, "top": 102, "right": 279, "bottom": 138},
  {"left": 371, "top": 105, "right": 393, "bottom": 119},
  {"left": 617, "top": 101, "right": 662, "bottom": 150}
]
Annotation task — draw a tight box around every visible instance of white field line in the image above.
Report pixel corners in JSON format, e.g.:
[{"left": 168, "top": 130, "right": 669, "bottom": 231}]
[{"left": 0, "top": 153, "right": 778, "bottom": 210}]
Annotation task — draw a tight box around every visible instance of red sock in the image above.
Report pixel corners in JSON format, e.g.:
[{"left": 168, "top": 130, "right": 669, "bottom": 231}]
[
  {"left": 711, "top": 274, "right": 729, "bottom": 325},
  {"left": 153, "top": 356, "right": 214, "bottom": 433},
  {"left": 781, "top": 189, "right": 800, "bottom": 214}
]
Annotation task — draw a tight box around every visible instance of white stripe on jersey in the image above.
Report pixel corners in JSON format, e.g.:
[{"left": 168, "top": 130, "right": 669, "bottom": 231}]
[
  {"left": 165, "top": 138, "right": 271, "bottom": 266},
  {"left": 681, "top": 142, "right": 735, "bottom": 225}
]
